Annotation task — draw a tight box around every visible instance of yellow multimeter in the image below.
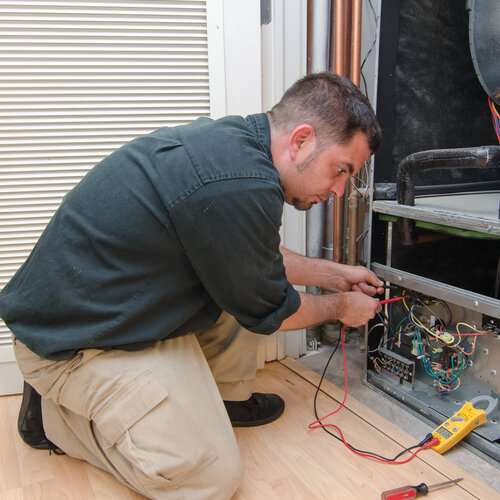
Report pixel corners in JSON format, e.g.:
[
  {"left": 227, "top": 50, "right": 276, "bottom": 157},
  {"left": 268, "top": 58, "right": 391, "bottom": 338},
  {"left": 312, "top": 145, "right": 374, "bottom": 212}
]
[{"left": 430, "top": 396, "right": 497, "bottom": 454}]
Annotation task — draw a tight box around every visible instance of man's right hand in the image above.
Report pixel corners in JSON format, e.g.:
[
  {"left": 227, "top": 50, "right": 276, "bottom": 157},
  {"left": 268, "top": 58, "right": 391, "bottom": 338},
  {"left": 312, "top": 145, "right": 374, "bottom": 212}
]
[
  {"left": 336, "top": 291, "right": 382, "bottom": 327},
  {"left": 279, "top": 289, "right": 382, "bottom": 331}
]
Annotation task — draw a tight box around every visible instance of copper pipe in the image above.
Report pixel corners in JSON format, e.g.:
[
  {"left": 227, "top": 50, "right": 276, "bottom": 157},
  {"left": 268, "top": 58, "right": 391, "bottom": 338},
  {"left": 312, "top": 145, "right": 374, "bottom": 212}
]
[
  {"left": 350, "top": 0, "right": 362, "bottom": 86},
  {"left": 346, "top": 0, "right": 362, "bottom": 265},
  {"left": 333, "top": 0, "right": 346, "bottom": 76},
  {"left": 344, "top": 0, "right": 353, "bottom": 79},
  {"left": 307, "top": 0, "right": 315, "bottom": 73},
  {"left": 332, "top": 0, "right": 347, "bottom": 263},
  {"left": 328, "top": 0, "right": 336, "bottom": 72}
]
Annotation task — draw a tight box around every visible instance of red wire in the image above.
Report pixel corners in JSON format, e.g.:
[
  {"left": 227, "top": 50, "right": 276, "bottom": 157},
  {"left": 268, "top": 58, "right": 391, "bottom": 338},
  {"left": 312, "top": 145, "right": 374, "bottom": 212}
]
[
  {"left": 379, "top": 296, "right": 408, "bottom": 305},
  {"left": 308, "top": 325, "right": 348, "bottom": 429},
  {"left": 308, "top": 421, "right": 439, "bottom": 464},
  {"left": 308, "top": 323, "right": 439, "bottom": 464},
  {"left": 449, "top": 332, "right": 493, "bottom": 336}
]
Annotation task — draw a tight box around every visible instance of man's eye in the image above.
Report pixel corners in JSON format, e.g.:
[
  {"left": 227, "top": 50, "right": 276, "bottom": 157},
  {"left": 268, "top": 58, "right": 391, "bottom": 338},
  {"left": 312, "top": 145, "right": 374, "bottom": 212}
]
[{"left": 337, "top": 167, "right": 346, "bottom": 175}]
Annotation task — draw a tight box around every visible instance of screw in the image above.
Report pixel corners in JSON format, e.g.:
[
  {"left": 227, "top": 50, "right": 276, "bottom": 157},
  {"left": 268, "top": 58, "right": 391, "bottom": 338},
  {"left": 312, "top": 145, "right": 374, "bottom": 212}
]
[
  {"left": 482, "top": 348, "right": 489, "bottom": 355},
  {"left": 491, "top": 370, "right": 497, "bottom": 376},
  {"left": 473, "top": 300, "right": 479, "bottom": 307}
]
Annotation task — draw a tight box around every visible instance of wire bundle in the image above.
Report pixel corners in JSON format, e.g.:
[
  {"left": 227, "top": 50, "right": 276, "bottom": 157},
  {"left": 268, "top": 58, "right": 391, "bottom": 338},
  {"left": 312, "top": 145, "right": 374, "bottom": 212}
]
[
  {"left": 488, "top": 96, "right": 500, "bottom": 143},
  {"left": 371, "top": 293, "right": 494, "bottom": 394}
]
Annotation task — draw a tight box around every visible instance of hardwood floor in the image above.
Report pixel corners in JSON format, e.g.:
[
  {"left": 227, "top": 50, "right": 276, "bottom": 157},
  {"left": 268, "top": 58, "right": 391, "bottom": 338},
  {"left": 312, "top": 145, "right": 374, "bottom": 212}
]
[{"left": 1, "top": 359, "right": 498, "bottom": 499}]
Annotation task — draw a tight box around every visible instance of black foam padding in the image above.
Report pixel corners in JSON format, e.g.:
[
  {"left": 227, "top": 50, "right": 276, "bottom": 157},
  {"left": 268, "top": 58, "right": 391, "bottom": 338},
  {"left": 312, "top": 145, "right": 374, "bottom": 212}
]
[{"left": 376, "top": 0, "right": 498, "bottom": 183}]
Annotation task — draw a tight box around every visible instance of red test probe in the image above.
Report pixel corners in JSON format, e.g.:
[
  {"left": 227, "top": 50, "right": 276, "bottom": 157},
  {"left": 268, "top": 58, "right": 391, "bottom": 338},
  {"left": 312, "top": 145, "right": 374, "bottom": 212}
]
[{"left": 379, "top": 296, "right": 408, "bottom": 305}]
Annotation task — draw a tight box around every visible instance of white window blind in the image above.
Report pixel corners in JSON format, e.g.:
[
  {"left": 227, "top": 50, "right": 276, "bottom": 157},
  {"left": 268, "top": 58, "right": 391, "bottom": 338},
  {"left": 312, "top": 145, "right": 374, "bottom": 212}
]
[{"left": 0, "top": 0, "right": 211, "bottom": 347}]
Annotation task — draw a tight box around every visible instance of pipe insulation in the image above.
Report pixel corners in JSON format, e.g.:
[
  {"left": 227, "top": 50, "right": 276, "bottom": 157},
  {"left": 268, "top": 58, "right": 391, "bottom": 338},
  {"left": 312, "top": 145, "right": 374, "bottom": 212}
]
[{"left": 396, "top": 146, "right": 500, "bottom": 245}]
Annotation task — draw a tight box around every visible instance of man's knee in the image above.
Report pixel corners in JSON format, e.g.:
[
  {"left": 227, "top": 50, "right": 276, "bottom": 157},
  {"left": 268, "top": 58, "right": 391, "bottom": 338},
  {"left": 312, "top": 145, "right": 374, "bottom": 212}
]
[
  {"left": 124, "top": 430, "right": 245, "bottom": 499},
  {"left": 183, "top": 447, "right": 244, "bottom": 499}
]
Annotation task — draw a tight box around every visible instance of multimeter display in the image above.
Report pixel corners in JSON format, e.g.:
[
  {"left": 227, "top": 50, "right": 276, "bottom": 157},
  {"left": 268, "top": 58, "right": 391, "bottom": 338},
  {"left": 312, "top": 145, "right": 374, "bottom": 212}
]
[{"left": 435, "top": 426, "right": 452, "bottom": 439}]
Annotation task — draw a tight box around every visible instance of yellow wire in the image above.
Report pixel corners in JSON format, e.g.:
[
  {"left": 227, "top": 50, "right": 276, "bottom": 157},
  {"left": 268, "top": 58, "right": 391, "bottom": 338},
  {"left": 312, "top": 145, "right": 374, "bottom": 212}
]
[
  {"left": 402, "top": 293, "right": 410, "bottom": 312},
  {"left": 456, "top": 322, "right": 487, "bottom": 334},
  {"left": 438, "top": 378, "right": 461, "bottom": 392},
  {"left": 492, "top": 100, "right": 500, "bottom": 119},
  {"left": 410, "top": 309, "right": 435, "bottom": 336},
  {"left": 451, "top": 322, "right": 487, "bottom": 353}
]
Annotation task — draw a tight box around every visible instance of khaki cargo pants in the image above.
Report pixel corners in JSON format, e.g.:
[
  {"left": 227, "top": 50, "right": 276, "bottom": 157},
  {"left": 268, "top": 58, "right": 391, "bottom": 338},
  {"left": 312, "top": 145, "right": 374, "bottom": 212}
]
[{"left": 13, "top": 312, "right": 262, "bottom": 500}]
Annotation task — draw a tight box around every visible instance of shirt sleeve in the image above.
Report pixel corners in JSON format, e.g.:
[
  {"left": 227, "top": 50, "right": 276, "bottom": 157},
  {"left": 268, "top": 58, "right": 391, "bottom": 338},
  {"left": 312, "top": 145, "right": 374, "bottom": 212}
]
[{"left": 168, "top": 177, "right": 301, "bottom": 334}]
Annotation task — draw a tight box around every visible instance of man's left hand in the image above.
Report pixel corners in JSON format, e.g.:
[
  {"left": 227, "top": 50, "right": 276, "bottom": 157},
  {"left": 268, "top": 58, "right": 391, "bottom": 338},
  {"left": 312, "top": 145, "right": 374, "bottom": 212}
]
[{"left": 326, "top": 265, "right": 383, "bottom": 296}]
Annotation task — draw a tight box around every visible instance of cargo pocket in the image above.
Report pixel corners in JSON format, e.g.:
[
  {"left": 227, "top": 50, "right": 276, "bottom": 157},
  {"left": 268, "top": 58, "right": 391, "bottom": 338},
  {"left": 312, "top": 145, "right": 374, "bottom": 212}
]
[{"left": 92, "top": 370, "right": 217, "bottom": 490}]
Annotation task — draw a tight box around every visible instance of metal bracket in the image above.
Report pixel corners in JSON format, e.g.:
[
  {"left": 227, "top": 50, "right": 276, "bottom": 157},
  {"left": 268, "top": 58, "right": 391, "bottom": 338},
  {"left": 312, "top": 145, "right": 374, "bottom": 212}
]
[{"left": 260, "top": 0, "right": 271, "bottom": 25}]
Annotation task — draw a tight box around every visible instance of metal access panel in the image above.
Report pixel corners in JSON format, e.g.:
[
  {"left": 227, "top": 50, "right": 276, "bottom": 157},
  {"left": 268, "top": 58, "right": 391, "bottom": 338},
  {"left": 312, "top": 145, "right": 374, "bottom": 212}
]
[{"left": 366, "top": 195, "right": 500, "bottom": 462}]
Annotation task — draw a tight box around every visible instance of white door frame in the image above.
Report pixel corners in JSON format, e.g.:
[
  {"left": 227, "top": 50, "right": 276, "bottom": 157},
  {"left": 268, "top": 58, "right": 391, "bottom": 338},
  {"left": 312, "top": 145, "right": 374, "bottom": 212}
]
[{"left": 261, "top": 0, "right": 308, "bottom": 361}]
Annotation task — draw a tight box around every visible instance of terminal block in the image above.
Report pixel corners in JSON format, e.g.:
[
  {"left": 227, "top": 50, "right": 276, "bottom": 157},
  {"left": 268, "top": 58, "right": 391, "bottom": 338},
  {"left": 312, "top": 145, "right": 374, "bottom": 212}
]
[{"left": 378, "top": 347, "right": 415, "bottom": 388}]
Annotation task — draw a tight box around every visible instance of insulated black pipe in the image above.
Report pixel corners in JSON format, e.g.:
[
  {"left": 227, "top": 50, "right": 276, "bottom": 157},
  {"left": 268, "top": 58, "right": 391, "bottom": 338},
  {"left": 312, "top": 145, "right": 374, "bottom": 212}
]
[
  {"left": 396, "top": 145, "right": 500, "bottom": 245},
  {"left": 374, "top": 180, "right": 500, "bottom": 200}
]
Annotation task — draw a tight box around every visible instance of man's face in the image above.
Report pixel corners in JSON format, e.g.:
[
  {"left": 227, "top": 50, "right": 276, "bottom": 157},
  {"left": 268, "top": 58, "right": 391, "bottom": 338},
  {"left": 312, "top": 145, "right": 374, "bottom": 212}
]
[{"left": 285, "top": 131, "right": 371, "bottom": 211}]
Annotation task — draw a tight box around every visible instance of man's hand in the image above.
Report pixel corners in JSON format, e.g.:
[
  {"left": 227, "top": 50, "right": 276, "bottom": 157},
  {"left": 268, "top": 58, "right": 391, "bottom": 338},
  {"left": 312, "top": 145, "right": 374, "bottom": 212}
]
[
  {"left": 337, "top": 291, "right": 382, "bottom": 327},
  {"left": 279, "top": 289, "right": 382, "bottom": 331},
  {"left": 330, "top": 264, "right": 384, "bottom": 296}
]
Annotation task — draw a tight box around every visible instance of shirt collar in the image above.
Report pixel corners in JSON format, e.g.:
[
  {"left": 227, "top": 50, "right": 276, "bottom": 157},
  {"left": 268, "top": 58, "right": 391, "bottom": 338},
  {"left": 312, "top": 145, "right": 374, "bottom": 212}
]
[{"left": 244, "top": 113, "right": 273, "bottom": 162}]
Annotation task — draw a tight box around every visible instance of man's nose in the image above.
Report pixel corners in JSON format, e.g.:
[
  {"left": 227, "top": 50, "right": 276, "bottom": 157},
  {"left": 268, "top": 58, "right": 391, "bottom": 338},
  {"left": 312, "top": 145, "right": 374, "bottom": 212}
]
[{"left": 330, "top": 180, "right": 347, "bottom": 197}]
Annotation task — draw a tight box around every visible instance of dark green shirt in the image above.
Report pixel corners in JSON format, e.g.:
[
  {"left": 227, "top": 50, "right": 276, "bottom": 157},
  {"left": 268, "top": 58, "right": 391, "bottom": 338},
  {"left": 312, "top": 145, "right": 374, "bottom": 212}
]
[{"left": 0, "top": 114, "right": 300, "bottom": 360}]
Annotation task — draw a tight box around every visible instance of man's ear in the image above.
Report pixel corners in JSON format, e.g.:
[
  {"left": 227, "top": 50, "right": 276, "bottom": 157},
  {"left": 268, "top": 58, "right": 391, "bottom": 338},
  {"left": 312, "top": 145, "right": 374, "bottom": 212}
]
[{"left": 289, "top": 124, "right": 315, "bottom": 160}]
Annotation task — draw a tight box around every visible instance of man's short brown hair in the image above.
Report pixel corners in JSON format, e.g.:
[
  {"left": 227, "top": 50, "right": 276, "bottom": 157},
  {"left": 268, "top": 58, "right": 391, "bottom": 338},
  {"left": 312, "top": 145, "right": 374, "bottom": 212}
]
[{"left": 268, "top": 72, "right": 382, "bottom": 153}]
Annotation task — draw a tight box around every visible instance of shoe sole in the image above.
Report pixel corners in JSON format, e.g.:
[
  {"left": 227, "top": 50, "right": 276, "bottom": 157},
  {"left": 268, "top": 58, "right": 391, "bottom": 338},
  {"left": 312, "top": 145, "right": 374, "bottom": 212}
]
[{"left": 230, "top": 404, "right": 285, "bottom": 427}]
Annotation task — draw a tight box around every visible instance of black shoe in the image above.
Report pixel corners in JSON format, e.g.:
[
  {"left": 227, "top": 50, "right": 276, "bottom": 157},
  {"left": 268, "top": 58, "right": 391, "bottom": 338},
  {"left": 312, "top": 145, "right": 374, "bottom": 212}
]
[
  {"left": 18, "top": 381, "right": 63, "bottom": 453},
  {"left": 224, "top": 393, "right": 285, "bottom": 427}
]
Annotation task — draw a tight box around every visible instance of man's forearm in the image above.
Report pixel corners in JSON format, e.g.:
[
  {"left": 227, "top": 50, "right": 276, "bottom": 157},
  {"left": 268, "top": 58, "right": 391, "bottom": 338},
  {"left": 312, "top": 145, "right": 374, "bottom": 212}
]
[
  {"left": 280, "top": 246, "right": 344, "bottom": 288},
  {"left": 280, "top": 246, "right": 383, "bottom": 296},
  {"left": 279, "top": 291, "right": 344, "bottom": 330}
]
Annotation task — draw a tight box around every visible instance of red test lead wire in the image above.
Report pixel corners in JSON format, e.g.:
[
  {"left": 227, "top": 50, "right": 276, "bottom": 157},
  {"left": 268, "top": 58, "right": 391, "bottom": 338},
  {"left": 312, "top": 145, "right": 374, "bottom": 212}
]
[
  {"left": 308, "top": 322, "right": 440, "bottom": 464},
  {"left": 380, "top": 296, "right": 408, "bottom": 305}
]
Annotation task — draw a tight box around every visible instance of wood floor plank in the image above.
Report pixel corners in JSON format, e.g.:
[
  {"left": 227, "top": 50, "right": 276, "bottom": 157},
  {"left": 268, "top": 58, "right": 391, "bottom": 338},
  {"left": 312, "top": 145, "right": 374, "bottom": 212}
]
[
  {"left": 0, "top": 394, "right": 25, "bottom": 492},
  {"left": 83, "top": 461, "right": 144, "bottom": 499}
]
